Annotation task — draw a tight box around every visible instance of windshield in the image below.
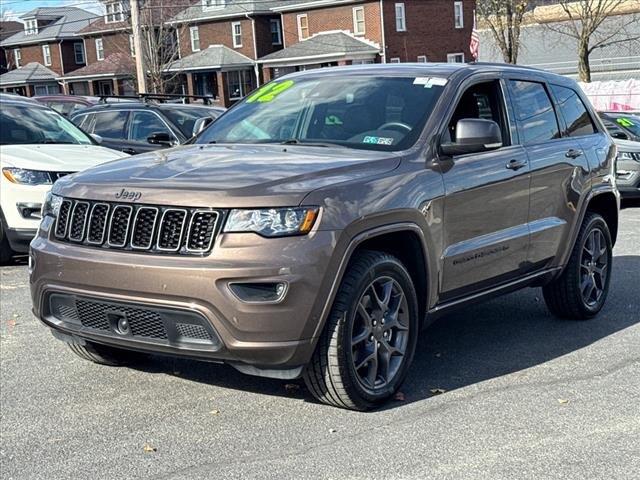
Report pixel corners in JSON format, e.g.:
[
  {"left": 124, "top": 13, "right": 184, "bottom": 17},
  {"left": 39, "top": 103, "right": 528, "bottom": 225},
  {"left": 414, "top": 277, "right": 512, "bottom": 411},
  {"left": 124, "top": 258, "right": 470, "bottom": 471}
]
[
  {"left": 0, "top": 104, "right": 93, "bottom": 145},
  {"left": 612, "top": 115, "right": 640, "bottom": 136},
  {"left": 162, "top": 107, "right": 220, "bottom": 138},
  {"left": 195, "top": 75, "right": 445, "bottom": 151}
]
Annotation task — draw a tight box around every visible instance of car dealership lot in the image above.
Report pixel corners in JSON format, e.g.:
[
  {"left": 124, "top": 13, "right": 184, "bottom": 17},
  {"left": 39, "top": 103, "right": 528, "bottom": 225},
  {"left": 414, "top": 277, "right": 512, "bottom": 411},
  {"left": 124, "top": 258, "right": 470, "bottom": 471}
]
[{"left": 1, "top": 209, "right": 639, "bottom": 480}]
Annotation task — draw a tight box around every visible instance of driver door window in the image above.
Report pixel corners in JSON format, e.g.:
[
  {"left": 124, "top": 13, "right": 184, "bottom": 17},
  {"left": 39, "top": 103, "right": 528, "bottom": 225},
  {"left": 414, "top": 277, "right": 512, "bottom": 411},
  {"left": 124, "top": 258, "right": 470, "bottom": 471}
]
[{"left": 129, "top": 111, "right": 174, "bottom": 143}]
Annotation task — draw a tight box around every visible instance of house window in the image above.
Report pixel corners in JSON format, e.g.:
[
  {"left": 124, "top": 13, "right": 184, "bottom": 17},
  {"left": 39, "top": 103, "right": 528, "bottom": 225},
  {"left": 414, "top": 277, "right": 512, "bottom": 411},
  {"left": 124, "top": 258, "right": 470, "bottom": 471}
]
[
  {"left": 227, "top": 70, "right": 254, "bottom": 100},
  {"left": 454, "top": 1, "right": 464, "bottom": 28},
  {"left": 129, "top": 34, "right": 136, "bottom": 57},
  {"left": 190, "top": 26, "right": 200, "bottom": 52},
  {"left": 395, "top": 3, "right": 406, "bottom": 31},
  {"left": 96, "top": 38, "right": 105, "bottom": 61},
  {"left": 14, "top": 49, "right": 21, "bottom": 68},
  {"left": 353, "top": 7, "right": 365, "bottom": 35},
  {"left": 297, "top": 14, "right": 309, "bottom": 40},
  {"left": 390, "top": 57, "right": 400, "bottom": 63},
  {"left": 24, "top": 19, "right": 38, "bottom": 35},
  {"left": 232, "top": 22, "right": 242, "bottom": 48},
  {"left": 105, "top": 2, "right": 124, "bottom": 23},
  {"left": 74, "top": 42, "right": 85, "bottom": 64},
  {"left": 42, "top": 45, "right": 52, "bottom": 66},
  {"left": 447, "top": 52, "right": 465, "bottom": 63},
  {"left": 417, "top": 55, "right": 427, "bottom": 63},
  {"left": 270, "top": 19, "right": 282, "bottom": 45},
  {"left": 202, "top": 0, "right": 225, "bottom": 10}
]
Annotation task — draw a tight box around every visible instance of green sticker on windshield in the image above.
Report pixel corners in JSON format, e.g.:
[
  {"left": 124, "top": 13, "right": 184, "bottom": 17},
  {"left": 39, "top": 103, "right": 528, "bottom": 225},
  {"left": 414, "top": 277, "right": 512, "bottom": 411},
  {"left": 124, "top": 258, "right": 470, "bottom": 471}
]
[
  {"left": 246, "top": 80, "right": 294, "bottom": 103},
  {"left": 616, "top": 117, "right": 636, "bottom": 128}
]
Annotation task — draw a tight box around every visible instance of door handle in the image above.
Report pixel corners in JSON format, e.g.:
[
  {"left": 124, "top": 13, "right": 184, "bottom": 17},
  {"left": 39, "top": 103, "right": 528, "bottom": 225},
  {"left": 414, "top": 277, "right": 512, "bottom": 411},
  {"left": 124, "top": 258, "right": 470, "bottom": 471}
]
[
  {"left": 506, "top": 158, "right": 527, "bottom": 170},
  {"left": 122, "top": 148, "right": 137, "bottom": 155},
  {"left": 565, "top": 149, "right": 583, "bottom": 159}
]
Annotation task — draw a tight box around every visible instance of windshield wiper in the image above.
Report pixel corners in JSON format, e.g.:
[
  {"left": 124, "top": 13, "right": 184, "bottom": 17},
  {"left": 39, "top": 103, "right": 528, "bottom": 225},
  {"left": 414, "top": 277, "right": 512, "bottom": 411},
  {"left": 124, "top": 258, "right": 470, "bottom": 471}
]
[
  {"left": 35, "top": 140, "right": 75, "bottom": 144},
  {"left": 280, "top": 139, "right": 343, "bottom": 148}
]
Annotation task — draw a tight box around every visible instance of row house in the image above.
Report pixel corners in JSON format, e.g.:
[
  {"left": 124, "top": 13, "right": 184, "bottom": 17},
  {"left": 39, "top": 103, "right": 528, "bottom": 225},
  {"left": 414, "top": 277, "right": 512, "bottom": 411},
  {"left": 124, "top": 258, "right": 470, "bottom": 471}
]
[{"left": 0, "top": 7, "right": 94, "bottom": 95}]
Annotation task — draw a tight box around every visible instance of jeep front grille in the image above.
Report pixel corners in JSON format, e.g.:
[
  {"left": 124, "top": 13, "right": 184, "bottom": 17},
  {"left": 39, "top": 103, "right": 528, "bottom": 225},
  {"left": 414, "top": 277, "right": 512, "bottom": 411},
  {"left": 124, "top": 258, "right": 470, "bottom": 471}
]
[{"left": 54, "top": 198, "right": 221, "bottom": 255}]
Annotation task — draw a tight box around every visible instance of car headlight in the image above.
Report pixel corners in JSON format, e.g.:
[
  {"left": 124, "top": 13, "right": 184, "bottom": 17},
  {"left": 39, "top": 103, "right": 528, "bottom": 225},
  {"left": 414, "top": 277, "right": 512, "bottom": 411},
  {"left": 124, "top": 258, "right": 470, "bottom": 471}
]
[
  {"left": 2, "top": 167, "right": 53, "bottom": 185},
  {"left": 617, "top": 151, "right": 640, "bottom": 162},
  {"left": 224, "top": 207, "right": 319, "bottom": 237},
  {"left": 42, "top": 192, "right": 63, "bottom": 218}
]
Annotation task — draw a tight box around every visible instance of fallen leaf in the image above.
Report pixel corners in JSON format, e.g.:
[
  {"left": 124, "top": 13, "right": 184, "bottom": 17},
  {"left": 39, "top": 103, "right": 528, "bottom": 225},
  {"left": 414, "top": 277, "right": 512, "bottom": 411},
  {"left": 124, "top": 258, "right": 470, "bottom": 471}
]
[
  {"left": 143, "top": 444, "right": 157, "bottom": 453},
  {"left": 430, "top": 388, "right": 446, "bottom": 395},
  {"left": 393, "top": 391, "right": 406, "bottom": 401},
  {"left": 210, "top": 409, "right": 220, "bottom": 415},
  {"left": 329, "top": 428, "right": 337, "bottom": 434},
  {"left": 558, "top": 398, "right": 569, "bottom": 405}
]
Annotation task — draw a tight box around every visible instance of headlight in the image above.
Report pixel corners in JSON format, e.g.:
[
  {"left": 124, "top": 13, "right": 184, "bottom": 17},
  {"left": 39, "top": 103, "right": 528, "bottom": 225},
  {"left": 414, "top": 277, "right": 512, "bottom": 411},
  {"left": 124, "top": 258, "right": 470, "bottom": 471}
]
[
  {"left": 42, "top": 192, "right": 63, "bottom": 218},
  {"left": 617, "top": 151, "right": 640, "bottom": 162},
  {"left": 2, "top": 168, "right": 53, "bottom": 185},
  {"left": 224, "top": 207, "right": 319, "bottom": 237}
]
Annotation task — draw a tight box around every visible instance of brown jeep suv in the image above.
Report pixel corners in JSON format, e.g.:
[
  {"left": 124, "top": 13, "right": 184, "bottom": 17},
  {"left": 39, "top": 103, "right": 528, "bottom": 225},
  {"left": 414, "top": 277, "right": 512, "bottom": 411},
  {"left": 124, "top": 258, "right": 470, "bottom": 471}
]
[{"left": 30, "top": 64, "right": 619, "bottom": 410}]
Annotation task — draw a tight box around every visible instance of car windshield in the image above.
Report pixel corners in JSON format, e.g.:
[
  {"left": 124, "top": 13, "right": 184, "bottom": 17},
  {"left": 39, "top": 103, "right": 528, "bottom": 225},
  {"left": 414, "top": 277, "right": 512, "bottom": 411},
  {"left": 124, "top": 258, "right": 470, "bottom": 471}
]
[
  {"left": 162, "top": 107, "right": 220, "bottom": 138},
  {"left": 0, "top": 103, "right": 93, "bottom": 145},
  {"left": 612, "top": 114, "right": 640, "bottom": 136},
  {"left": 194, "top": 75, "right": 445, "bottom": 151}
]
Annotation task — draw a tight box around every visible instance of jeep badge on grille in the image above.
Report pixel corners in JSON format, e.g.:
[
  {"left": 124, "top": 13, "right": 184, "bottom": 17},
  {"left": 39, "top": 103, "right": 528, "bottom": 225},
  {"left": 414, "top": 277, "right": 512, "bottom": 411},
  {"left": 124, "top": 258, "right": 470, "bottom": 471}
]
[{"left": 115, "top": 188, "right": 142, "bottom": 201}]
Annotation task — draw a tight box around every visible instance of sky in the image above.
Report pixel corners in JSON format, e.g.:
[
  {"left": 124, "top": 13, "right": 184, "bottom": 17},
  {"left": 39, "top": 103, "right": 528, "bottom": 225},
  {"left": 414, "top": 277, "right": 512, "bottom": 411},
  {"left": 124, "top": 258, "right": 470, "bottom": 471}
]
[{"left": 1, "top": 0, "right": 104, "bottom": 21}]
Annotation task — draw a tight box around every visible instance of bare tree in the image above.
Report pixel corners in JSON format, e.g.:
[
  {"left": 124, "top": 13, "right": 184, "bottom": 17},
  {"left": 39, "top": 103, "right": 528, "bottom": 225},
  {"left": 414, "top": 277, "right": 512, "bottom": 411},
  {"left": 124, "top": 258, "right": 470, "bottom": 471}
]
[
  {"left": 477, "top": 0, "right": 530, "bottom": 64},
  {"left": 543, "top": 0, "right": 640, "bottom": 82}
]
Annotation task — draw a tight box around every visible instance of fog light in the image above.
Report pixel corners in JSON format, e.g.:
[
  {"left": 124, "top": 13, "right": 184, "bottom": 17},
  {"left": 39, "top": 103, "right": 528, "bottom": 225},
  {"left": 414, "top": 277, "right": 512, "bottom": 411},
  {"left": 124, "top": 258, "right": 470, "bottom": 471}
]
[{"left": 229, "top": 282, "right": 288, "bottom": 303}]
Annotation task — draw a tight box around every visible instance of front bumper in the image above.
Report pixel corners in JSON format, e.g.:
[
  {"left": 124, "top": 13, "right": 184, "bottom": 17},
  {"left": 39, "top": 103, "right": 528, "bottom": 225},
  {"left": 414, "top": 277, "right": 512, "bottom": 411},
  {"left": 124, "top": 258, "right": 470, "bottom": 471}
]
[
  {"left": 616, "top": 159, "right": 640, "bottom": 199},
  {"left": 30, "top": 216, "right": 340, "bottom": 376}
]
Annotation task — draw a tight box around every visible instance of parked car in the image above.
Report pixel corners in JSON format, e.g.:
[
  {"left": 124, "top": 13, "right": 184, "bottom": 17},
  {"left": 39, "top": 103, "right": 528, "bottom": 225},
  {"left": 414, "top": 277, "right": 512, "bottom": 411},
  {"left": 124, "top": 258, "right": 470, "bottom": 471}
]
[
  {"left": 70, "top": 102, "right": 226, "bottom": 155},
  {"left": 33, "top": 95, "right": 138, "bottom": 117},
  {"left": 0, "top": 92, "right": 38, "bottom": 104},
  {"left": 599, "top": 112, "right": 640, "bottom": 142},
  {"left": 0, "top": 98, "right": 129, "bottom": 263},
  {"left": 31, "top": 64, "right": 619, "bottom": 410},
  {"left": 612, "top": 138, "right": 640, "bottom": 200}
]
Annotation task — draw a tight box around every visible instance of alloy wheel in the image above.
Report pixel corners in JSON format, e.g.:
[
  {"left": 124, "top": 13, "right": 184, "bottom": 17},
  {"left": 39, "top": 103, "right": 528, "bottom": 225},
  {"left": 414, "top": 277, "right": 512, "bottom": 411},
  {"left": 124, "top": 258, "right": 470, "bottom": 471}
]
[{"left": 580, "top": 228, "right": 609, "bottom": 307}]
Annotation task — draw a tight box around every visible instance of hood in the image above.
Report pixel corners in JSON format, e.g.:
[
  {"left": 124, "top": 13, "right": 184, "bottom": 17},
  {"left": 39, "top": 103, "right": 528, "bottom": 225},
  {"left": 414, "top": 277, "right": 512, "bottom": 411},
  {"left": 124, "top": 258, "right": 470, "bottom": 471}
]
[
  {"left": 0, "top": 144, "right": 129, "bottom": 171},
  {"left": 612, "top": 138, "right": 640, "bottom": 153},
  {"left": 53, "top": 144, "right": 402, "bottom": 208}
]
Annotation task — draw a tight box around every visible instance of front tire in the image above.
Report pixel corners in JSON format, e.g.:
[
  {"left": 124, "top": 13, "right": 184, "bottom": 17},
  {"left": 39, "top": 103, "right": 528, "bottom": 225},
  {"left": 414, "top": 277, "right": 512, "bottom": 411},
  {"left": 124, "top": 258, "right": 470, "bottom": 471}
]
[
  {"left": 543, "top": 212, "right": 613, "bottom": 319},
  {"left": 0, "top": 219, "right": 15, "bottom": 265},
  {"left": 304, "top": 250, "right": 419, "bottom": 410}
]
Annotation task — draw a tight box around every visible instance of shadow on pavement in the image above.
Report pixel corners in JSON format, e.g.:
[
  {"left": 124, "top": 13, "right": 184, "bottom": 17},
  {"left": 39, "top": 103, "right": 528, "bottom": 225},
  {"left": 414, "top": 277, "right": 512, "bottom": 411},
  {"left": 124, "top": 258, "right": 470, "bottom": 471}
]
[{"left": 128, "top": 254, "right": 640, "bottom": 409}]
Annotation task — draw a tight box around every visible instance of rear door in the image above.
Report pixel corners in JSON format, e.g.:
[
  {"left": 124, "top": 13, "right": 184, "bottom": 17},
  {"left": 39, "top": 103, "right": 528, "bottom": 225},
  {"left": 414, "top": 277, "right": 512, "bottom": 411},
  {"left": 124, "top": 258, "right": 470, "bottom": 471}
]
[
  {"left": 439, "top": 75, "right": 531, "bottom": 302},
  {"left": 91, "top": 110, "right": 131, "bottom": 153}
]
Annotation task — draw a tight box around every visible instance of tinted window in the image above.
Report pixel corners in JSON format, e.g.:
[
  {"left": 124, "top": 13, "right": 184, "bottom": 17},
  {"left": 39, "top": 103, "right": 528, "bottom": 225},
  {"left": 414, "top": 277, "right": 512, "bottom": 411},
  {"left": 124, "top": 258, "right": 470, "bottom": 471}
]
[
  {"left": 74, "top": 113, "right": 93, "bottom": 129},
  {"left": 129, "top": 111, "right": 172, "bottom": 142},
  {"left": 510, "top": 81, "right": 560, "bottom": 144},
  {"left": 162, "top": 107, "right": 218, "bottom": 137},
  {"left": 93, "top": 110, "right": 128, "bottom": 139},
  {"left": 550, "top": 84, "right": 596, "bottom": 137}
]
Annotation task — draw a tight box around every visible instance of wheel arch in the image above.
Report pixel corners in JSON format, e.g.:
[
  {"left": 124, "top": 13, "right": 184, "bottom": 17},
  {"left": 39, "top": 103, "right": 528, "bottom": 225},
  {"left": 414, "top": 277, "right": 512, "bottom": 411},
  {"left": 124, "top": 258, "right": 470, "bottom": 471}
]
[{"left": 585, "top": 191, "right": 619, "bottom": 245}]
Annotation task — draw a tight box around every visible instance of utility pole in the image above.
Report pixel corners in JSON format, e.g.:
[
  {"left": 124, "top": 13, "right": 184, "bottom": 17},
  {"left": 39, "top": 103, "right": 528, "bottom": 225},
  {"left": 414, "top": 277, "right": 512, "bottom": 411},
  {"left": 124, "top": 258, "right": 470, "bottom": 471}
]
[{"left": 129, "top": 0, "right": 147, "bottom": 93}]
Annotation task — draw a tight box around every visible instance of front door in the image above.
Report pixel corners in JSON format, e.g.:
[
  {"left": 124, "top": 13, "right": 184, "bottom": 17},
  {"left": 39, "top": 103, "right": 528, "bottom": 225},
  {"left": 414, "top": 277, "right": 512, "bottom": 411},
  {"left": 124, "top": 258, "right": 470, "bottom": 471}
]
[{"left": 439, "top": 78, "right": 531, "bottom": 302}]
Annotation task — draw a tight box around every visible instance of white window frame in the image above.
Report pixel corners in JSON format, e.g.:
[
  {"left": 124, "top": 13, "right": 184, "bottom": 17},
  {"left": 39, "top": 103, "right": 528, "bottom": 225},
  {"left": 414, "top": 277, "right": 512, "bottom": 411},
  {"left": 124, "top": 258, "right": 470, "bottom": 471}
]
[
  {"left": 190, "top": 26, "right": 200, "bottom": 52},
  {"left": 74, "top": 42, "right": 85, "bottom": 64},
  {"left": 353, "top": 6, "right": 365, "bottom": 36},
  {"left": 95, "top": 38, "right": 105, "bottom": 61},
  {"left": 232, "top": 21, "right": 242, "bottom": 48},
  {"left": 390, "top": 57, "right": 400, "bottom": 63},
  {"left": 447, "top": 52, "right": 465, "bottom": 63},
  {"left": 129, "top": 34, "right": 136, "bottom": 57},
  {"left": 395, "top": 3, "right": 406, "bottom": 32},
  {"left": 417, "top": 55, "right": 427, "bottom": 63},
  {"left": 42, "top": 44, "right": 52, "bottom": 66},
  {"left": 25, "top": 19, "right": 38, "bottom": 35},
  {"left": 202, "top": 0, "right": 225, "bottom": 11},
  {"left": 297, "top": 14, "right": 309, "bottom": 40},
  {"left": 454, "top": 1, "right": 464, "bottom": 29},
  {"left": 270, "top": 19, "right": 282, "bottom": 45},
  {"left": 14, "top": 49, "right": 21, "bottom": 68},
  {"left": 105, "top": 2, "right": 124, "bottom": 24}
]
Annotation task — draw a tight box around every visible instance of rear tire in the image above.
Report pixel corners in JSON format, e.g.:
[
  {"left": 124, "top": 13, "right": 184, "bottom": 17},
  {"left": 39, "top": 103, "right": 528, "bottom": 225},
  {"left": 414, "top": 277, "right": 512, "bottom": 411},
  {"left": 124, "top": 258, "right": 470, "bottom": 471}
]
[
  {"left": 543, "top": 212, "right": 612, "bottom": 320},
  {"left": 0, "top": 219, "right": 15, "bottom": 265},
  {"left": 304, "top": 250, "right": 419, "bottom": 410},
  {"left": 68, "top": 341, "right": 146, "bottom": 366}
]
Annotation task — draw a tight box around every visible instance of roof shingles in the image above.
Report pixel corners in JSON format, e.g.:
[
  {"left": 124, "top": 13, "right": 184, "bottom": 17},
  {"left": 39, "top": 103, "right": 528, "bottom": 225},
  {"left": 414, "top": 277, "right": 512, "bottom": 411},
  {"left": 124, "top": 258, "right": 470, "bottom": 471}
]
[{"left": 0, "top": 62, "right": 58, "bottom": 86}]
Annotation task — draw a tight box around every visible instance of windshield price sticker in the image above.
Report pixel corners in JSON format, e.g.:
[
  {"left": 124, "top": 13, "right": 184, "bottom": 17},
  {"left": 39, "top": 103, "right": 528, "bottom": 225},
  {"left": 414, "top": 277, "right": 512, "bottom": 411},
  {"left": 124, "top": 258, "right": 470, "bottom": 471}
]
[
  {"left": 616, "top": 117, "right": 636, "bottom": 128},
  {"left": 246, "top": 80, "right": 295, "bottom": 103},
  {"left": 413, "top": 77, "right": 448, "bottom": 88},
  {"left": 363, "top": 136, "right": 394, "bottom": 145}
]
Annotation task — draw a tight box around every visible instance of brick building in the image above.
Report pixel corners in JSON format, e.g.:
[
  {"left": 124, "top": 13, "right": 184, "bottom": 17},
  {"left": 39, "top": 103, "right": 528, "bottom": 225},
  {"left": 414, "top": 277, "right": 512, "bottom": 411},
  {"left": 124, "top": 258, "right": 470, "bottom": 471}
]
[
  {"left": 0, "top": 7, "right": 94, "bottom": 95},
  {"left": 0, "top": 21, "right": 23, "bottom": 73}
]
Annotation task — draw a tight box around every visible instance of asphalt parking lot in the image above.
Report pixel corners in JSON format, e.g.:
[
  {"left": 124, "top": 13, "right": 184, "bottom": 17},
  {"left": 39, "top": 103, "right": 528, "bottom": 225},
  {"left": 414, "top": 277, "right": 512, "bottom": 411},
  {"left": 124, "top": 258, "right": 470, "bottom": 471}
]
[{"left": 1, "top": 208, "right": 639, "bottom": 480}]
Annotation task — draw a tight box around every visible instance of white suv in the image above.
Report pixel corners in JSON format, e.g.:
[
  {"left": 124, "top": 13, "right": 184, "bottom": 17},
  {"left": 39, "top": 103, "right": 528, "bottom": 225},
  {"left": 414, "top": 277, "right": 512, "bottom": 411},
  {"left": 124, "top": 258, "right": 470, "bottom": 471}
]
[{"left": 0, "top": 98, "right": 129, "bottom": 263}]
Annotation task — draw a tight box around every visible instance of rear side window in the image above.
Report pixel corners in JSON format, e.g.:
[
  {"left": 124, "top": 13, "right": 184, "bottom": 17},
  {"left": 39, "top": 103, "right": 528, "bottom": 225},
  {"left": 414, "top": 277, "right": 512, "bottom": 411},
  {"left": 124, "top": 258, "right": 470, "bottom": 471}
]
[
  {"left": 74, "top": 113, "right": 93, "bottom": 130},
  {"left": 509, "top": 80, "right": 560, "bottom": 144},
  {"left": 129, "top": 111, "right": 172, "bottom": 142},
  {"left": 93, "top": 111, "right": 128, "bottom": 139},
  {"left": 550, "top": 84, "right": 596, "bottom": 137}
]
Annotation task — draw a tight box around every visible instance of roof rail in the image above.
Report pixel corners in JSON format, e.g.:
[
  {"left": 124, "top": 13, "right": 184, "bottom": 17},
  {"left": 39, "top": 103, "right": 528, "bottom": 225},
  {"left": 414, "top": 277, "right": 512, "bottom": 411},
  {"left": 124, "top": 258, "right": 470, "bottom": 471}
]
[{"left": 97, "top": 93, "right": 216, "bottom": 105}]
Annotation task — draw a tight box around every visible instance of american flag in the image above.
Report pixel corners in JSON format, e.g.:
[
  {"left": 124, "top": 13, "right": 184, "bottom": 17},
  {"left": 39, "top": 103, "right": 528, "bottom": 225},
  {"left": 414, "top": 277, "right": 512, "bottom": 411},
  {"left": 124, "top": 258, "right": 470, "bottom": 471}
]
[{"left": 470, "top": 12, "right": 480, "bottom": 61}]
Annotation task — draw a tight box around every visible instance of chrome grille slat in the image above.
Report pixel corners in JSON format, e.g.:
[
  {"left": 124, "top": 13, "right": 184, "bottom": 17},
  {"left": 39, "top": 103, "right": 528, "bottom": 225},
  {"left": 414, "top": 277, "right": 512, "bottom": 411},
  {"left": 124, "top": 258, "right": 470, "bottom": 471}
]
[{"left": 54, "top": 199, "right": 219, "bottom": 255}]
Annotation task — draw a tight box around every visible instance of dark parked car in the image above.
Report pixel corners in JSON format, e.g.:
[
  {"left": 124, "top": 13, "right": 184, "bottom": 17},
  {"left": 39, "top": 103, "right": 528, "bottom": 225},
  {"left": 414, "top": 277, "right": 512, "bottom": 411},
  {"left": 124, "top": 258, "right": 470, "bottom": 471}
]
[
  {"left": 70, "top": 102, "right": 225, "bottom": 155},
  {"left": 32, "top": 64, "right": 619, "bottom": 410},
  {"left": 599, "top": 112, "right": 640, "bottom": 142}
]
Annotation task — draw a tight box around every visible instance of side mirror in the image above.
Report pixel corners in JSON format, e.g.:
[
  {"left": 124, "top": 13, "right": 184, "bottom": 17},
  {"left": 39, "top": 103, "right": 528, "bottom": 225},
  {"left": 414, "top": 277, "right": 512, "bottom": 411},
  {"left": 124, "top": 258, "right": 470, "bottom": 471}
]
[
  {"left": 441, "top": 118, "right": 503, "bottom": 156},
  {"left": 147, "top": 131, "right": 174, "bottom": 146},
  {"left": 611, "top": 131, "right": 629, "bottom": 140},
  {"left": 192, "top": 116, "right": 214, "bottom": 137},
  {"left": 90, "top": 133, "right": 103, "bottom": 144}
]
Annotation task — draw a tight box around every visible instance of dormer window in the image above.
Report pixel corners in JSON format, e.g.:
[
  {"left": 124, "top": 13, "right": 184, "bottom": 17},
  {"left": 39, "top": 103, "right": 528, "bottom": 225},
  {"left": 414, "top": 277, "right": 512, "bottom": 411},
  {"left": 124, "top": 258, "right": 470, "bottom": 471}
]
[
  {"left": 24, "top": 19, "right": 38, "bottom": 35},
  {"left": 105, "top": 2, "right": 124, "bottom": 23},
  {"left": 202, "top": 0, "right": 225, "bottom": 11}
]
